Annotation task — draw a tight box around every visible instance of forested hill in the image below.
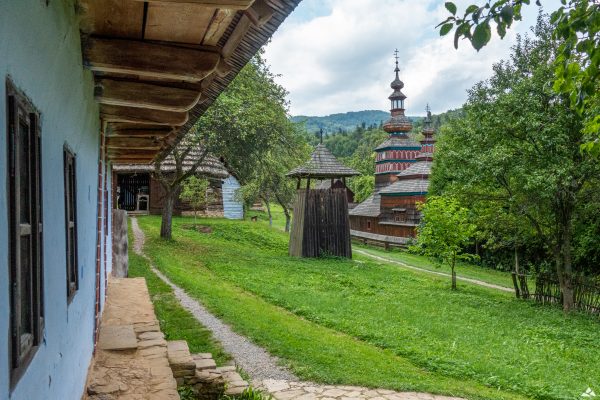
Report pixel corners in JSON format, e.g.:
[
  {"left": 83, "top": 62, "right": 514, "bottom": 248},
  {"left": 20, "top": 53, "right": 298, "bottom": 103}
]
[{"left": 292, "top": 110, "right": 417, "bottom": 134}]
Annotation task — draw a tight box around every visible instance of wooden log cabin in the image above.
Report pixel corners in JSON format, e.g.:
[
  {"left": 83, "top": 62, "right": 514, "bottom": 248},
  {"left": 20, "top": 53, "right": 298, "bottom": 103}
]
[
  {"left": 111, "top": 145, "right": 230, "bottom": 216},
  {"left": 0, "top": 1, "right": 298, "bottom": 398}
]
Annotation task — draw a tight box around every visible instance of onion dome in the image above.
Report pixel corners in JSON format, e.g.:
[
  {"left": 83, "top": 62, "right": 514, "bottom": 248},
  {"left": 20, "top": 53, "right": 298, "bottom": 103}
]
[
  {"left": 389, "top": 64, "right": 407, "bottom": 107},
  {"left": 418, "top": 104, "right": 435, "bottom": 157},
  {"left": 383, "top": 51, "right": 412, "bottom": 134}
]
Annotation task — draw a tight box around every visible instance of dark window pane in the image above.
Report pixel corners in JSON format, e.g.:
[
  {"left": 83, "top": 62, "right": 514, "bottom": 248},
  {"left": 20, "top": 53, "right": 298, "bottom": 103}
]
[
  {"left": 19, "top": 121, "right": 30, "bottom": 224},
  {"left": 19, "top": 235, "right": 32, "bottom": 336}
]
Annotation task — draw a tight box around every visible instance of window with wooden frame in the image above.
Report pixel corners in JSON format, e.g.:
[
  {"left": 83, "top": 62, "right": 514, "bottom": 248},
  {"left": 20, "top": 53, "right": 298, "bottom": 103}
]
[
  {"left": 63, "top": 145, "right": 78, "bottom": 300},
  {"left": 6, "top": 78, "right": 44, "bottom": 384},
  {"left": 367, "top": 220, "right": 372, "bottom": 230}
]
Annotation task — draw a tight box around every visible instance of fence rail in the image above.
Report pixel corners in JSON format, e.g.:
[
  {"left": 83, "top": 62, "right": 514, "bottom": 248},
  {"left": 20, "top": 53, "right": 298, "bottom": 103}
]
[{"left": 512, "top": 272, "right": 600, "bottom": 315}]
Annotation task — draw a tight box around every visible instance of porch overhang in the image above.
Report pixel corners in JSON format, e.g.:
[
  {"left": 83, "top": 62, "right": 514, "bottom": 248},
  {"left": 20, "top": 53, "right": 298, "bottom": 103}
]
[{"left": 79, "top": 0, "right": 299, "bottom": 164}]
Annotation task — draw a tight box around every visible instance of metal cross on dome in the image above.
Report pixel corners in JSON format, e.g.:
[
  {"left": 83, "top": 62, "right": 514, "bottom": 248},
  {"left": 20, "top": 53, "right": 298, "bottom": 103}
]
[{"left": 394, "top": 49, "right": 399, "bottom": 67}]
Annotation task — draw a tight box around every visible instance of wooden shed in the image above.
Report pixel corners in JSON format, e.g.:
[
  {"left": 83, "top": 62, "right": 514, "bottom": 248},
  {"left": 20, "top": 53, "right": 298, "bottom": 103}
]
[
  {"left": 222, "top": 175, "right": 244, "bottom": 219},
  {"left": 287, "top": 144, "right": 359, "bottom": 258},
  {"left": 112, "top": 145, "right": 229, "bottom": 215}
]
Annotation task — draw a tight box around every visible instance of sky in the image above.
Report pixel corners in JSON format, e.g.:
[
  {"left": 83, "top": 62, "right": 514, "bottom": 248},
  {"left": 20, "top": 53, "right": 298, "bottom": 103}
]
[{"left": 263, "top": 0, "right": 560, "bottom": 117}]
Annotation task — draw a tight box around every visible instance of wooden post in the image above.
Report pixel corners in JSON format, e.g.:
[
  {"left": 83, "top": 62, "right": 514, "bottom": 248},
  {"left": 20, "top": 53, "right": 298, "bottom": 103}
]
[
  {"left": 512, "top": 272, "right": 521, "bottom": 298},
  {"left": 111, "top": 210, "right": 128, "bottom": 278}
]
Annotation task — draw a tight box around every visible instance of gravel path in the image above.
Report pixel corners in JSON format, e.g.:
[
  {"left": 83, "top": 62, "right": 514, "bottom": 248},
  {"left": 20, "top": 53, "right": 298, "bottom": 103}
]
[
  {"left": 130, "top": 217, "right": 298, "bottom": 383},
  {"left": 354, "top": 249, "right": 514, "bottom": 293}
]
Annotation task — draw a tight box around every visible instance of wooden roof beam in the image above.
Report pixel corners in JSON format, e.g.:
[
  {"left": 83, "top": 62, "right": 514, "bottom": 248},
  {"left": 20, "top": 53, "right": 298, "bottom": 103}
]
[
  {"left": 245, "top": 0, "right": 274, "bottom": 27},
  {"left": 84, "top": 38, "right": 220, "bottom": 82},
  {"left": 222, "top": 14, "right": 251, "bottom": 59},
  {"left": 106, "top": 137, "right": 163, "bottom": 150},
  {"left": 129, "top": 0, "right": 255, "bottom": 10},
  {"left": 108, "top": 148, "right": 160, "bottom": 158},
  {"left": 101, "top": 105, "right": 189, "bottom": 126},
  {"left": 96, "top": 79, "right": 201, "bottom": 112},
  {"left": 108, "top": 127, "right": 173, "bottom": 138}
]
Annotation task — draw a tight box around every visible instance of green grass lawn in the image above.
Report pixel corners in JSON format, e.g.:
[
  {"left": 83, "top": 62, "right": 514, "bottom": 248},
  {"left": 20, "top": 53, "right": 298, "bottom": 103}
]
[
  {"left": 353, "top": 246, "right": 516, "bottom": 289},
  {"left": 246, "top": 203, "right": 290, "bottom": 232},
  {"left": 248, "top": 205, "right": 516, "bottom": 290},
  {"left": 136, "top": 215, "right": 600, "bottom": 400},
  {"left": 127, "top": 224, "right": 230, "bottom": 365}
]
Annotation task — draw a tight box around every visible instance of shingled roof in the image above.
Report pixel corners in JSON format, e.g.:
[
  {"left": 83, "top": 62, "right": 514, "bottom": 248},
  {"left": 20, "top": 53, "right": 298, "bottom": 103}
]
[
  {"left": 113, "top": 144, "right": 228, "bottom": 179},
  {"left": 349, "top": 193, "right": 381, "bottom": 217},
  {"left": 287, "top": 144, "right": 359, "bottom": 179},
  {"left": 379, "top": 178, "right": 429, "bottom": 195},
  {"left": 374, "top": 136, "right": 421, "bottom": 151},
  {"left": 396, "top": 160, "right": 432, "bottom": 179}
]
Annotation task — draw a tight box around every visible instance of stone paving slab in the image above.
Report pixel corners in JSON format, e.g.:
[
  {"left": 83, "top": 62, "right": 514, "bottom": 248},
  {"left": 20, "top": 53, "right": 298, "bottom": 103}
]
[
  {"left": 98, "top": 324, "right": 138, "bottom": 351},
  {"left": 260, "top": 380, "right": 464, "bottom": 400},
  {"left": 83, "top": 277, "right": 179, "bottom": 400}
]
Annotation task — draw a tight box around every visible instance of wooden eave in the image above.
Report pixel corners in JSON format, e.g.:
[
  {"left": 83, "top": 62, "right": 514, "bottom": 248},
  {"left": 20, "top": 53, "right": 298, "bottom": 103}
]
[{"left": 79, "top": 0, "right": 300, "bottom": 164}]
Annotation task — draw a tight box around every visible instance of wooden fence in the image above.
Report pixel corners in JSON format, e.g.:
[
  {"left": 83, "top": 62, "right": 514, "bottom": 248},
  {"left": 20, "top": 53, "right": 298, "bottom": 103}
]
[{"left": 512, "top": 272, "right": 600, "bottom": 315}]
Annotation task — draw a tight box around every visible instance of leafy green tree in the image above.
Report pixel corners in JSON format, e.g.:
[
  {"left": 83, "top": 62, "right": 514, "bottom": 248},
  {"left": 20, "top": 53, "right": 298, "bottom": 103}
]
[
  {"left": 349, "top": 175, "right": 375, "bottom": 203},
  {"left": 431, "top": 18, "right": 600, "bottom": 309},
  {"left": 153, "top": 50, "right": 305, "bottom": 238},
  {"left": 439, "top": 0, "right": 599, "bottom": 154},
  {"left": 195, "top": 50, "right": 310, "bottom": 232},
  {"left": 413, "top": 196, "right": 477, "bottom": 290},
  {"left": 179, "top": 176, "right": 213, "bottom": 223}
]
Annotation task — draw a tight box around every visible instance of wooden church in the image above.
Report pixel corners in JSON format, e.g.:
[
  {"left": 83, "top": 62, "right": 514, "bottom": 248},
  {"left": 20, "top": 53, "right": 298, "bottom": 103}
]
[{"left": 349, "top": 54, "right": 436, "bottom": 247}]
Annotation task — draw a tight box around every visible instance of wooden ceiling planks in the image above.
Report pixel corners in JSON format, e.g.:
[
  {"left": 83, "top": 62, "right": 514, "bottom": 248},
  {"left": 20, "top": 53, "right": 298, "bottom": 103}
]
[
  {"left": 80, "top": 0, "right": 300, "bottom": 164},
  {"left": 80, "top": 0, "right": 144, "bottom": 39},
  {"left": 145, "top": 3, "right": 215, "bottom": 44},
  {"left": 131, "top": 0, "right": 255, "bottom": 10}
]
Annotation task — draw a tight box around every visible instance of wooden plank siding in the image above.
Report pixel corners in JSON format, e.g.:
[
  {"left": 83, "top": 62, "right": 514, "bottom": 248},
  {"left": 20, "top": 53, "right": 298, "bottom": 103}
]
[{"left": 289, "top": 189, "right": 352, "bottom": 258}]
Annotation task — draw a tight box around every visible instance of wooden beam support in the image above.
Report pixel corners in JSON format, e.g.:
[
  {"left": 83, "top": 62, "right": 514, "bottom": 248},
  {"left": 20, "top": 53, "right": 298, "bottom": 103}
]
[
  {"left": 96, "top": 79, "right": 201, "bottom": 112},
  {"left": 84, "top": 37, "right": 220, "bottom": 82},
  {"left": 215, "top": 59, "right": 233, "bottom": 78},
  {"left": 245, "top": 0, "right": 274, "bottom": 27},
  {"left": 106, "top": 137, "right": 163, "bottom": 150},
  {"left": 101, "top": 105, "right": 189, "bottom": 126},
  {"left": 222, "top": 14, "right": 251, "bottom": 59},
  {"left": 202, "top": 9, "right": 235, "bottom": 46},
  {"left": 108, "top": 148, "right": 159, "bottom": 157},
  {"left": 129, "top": 0, "right": 255, "bottom": 10},
  {"left": 108, "top": 127, "right": 173, "bottom": 138},
  {"left": 111, "top": 158, "right": 155, "bottom": 163}
]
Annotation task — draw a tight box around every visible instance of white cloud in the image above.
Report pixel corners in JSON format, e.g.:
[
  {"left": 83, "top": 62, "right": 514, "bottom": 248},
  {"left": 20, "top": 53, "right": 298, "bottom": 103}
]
[{"left": 264, "top": 0, "right": 557, "bottom": 116}]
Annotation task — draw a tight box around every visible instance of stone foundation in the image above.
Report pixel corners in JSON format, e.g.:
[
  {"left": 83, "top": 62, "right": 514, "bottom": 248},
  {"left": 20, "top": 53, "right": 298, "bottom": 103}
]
[{"left": 166, "top": 340, "right": 250, "bottom": 399}]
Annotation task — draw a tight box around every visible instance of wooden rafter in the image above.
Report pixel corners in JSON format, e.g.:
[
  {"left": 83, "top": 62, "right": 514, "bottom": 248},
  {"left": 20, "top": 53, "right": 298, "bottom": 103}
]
[
  {"left": 222, "top": 14, "right": 251, "bottom": 59},
  {"left": 106, "top": 137, "right": 163, "bottom": 150},
  {"left": 84, "top": 38, "right": 220, "bottom": 82},
  {"left": 245, "top": 0, "right": 274, "bottom": 27},
  {"left": 101, "top": 105, "right": 189, "bottom": 126},
  {"left": 95, "top": 79, "right": 201, "bottom": 112},
  {"left": 107, "top": 123, "right": 173, "bottom": 138},
  {"left": 129, "top": 0, "right": 255, "bottom": 10}
]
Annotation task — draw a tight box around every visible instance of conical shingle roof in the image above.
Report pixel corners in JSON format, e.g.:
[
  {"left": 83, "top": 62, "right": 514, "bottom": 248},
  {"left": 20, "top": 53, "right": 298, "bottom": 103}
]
[{"left": 287, "top": 144, "right": 359, "bottom": 178}]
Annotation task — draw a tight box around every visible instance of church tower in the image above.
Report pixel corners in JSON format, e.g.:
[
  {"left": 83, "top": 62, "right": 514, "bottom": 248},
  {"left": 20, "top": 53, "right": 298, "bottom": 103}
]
[{"left": 375, "top": 51, "right": 420, "bottom": 189}]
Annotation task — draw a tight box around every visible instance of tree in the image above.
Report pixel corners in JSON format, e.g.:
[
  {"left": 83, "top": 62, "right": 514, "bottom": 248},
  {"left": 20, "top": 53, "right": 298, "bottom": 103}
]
[
  {"left": 431, "top": 18, "right": 600, "bottom": 310},
  {"left": 156, "top": 50, "right": 304, "bottom": 238},
  {"left": 438, "top": 0, "right": 600, "bottom": 154},
  {"left": 413, "top": 196, "right": 477, "bottom": 290},
  {"left": 153, "top": 143, "right": 220, "bottom": 239},
  {"left": 179, "top": 176, "right": 213, "bottom": 223}
]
